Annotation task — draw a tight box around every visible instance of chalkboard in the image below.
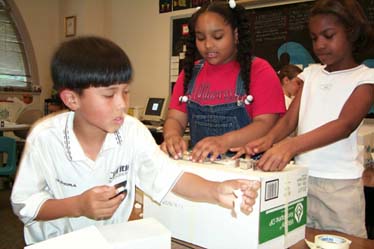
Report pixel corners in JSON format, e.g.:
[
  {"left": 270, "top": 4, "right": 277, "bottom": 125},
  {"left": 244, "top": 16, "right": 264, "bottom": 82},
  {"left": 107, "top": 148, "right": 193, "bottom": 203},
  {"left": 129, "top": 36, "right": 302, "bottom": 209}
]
[
  {"left": 171, "top": 0, "right": 374, "bottom": 70},
  {"left": 247, "top": 1, "right": 316, "bottom": 70}
]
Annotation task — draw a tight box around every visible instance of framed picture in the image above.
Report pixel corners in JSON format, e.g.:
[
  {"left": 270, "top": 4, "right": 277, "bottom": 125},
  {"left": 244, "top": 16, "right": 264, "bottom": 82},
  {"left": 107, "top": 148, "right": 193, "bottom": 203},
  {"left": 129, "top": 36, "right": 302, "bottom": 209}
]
[{"left": 64, "top": 16, "right": 76, "bottom": 37}]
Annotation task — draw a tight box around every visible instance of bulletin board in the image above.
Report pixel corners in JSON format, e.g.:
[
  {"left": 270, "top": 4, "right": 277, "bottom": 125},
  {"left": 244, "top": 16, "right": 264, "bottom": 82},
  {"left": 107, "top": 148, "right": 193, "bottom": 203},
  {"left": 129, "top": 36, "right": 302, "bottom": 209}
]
[{"left": 171, "top": 0, "right": 374, "bottom": 70}]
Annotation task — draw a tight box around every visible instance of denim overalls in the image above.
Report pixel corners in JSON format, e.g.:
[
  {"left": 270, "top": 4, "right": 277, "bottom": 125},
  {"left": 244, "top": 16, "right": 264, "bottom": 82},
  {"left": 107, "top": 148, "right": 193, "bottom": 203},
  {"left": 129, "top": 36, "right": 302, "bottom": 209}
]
[{"left": 185, "top": 60, "right": 252, "bottom": 147}]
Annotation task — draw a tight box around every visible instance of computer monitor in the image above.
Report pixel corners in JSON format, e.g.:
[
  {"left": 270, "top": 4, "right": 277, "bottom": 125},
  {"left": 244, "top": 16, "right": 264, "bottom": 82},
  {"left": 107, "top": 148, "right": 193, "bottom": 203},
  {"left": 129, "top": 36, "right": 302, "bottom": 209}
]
[{"left": 142, "top": 97, "right": 168, "bottom": 124}]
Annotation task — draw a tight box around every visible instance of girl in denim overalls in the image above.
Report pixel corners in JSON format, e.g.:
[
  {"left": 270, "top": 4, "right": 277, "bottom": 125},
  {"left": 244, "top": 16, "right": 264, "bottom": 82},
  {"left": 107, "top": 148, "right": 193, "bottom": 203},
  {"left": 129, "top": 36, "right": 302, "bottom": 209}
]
[{"left": 161, "top": 1, "right": 285, "bottom": 162}]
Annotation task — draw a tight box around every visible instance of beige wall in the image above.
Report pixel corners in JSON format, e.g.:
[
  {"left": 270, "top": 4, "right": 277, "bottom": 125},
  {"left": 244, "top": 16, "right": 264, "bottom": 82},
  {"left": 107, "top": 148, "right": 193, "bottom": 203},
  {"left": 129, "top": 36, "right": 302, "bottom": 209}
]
[
  {"left": 13, "top": 0, "right": 60, "bottom": 110},
  {"left": 12, "top": 0, "right": 195, "bottom": 109},
  {"left": 108, "top": 1, "right": 194, "bottom": 107}
]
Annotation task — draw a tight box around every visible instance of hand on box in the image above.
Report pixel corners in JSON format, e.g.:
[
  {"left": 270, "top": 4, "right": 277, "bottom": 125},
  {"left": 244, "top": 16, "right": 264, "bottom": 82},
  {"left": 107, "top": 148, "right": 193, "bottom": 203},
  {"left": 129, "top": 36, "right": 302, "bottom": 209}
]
[
  {"left": 160, "top": 134, "right": 187, "bottom": 159},
  {"left": 256, "top": 139, "right": 295, "bottom": 171},
  {"left": 191, "top": 135, "right": 229, "bottom": 162},
  {"left": 231, "top": 135, "right": 273, "bottom": 160},
  {"left": 216, "top": 179, "right": 260, "bottom": 215},
  {"left": 78, "top": 185, "right": 125, "bottom": 220}
]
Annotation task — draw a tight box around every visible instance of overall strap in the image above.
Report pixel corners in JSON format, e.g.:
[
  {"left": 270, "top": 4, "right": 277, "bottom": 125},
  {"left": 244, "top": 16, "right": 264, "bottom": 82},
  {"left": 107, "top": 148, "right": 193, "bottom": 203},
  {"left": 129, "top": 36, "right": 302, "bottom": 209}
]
[{"left": 187, "top": 59, "right": 204, "bottom": 94}]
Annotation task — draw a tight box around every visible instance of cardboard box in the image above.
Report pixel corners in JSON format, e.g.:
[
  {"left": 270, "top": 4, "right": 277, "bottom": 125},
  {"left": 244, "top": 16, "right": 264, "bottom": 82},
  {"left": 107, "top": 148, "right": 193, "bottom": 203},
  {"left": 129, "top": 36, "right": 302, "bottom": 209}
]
[
  {"left": 143, "top": 160, "right": 308, "bottom": 249},
  {"left": 25, "top": 218, "right": 171, "bottom": 249},
  {"left": 24, "top": 226, "right": 112, "bottom": 249},
  {"left": 98, "top": 218, "right": 171, "bottom": 249}
]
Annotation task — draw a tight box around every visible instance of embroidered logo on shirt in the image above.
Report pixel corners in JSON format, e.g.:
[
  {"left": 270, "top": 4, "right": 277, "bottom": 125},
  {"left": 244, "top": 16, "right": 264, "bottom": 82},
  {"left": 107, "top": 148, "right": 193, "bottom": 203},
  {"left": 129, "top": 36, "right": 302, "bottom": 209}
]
[
  {"left": 109, "top": 164, "right": 129, "bottom": 181},
  {"left": 319, "top": 82, "right": 333, "bottom": 91}
]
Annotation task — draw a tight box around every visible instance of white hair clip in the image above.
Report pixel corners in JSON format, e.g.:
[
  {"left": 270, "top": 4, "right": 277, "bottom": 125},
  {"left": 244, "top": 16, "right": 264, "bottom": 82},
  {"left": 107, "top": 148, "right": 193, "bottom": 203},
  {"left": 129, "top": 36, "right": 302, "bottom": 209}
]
[
  {"left": 179, "top": 95, "right": 189, "bottom": 103},
  {"left": 244, "top": 95, "right": 253, "bottom": 105},
  {"left": 229, "top": 0, "right": 236, "bottom": 9}
]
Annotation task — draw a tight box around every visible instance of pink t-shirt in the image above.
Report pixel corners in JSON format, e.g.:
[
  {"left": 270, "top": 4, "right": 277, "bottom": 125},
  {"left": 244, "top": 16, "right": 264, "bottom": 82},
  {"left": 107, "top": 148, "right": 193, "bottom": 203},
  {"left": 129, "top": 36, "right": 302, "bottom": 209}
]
[{"left": 169, "top": 57, "right": 286, "bottom": 118}]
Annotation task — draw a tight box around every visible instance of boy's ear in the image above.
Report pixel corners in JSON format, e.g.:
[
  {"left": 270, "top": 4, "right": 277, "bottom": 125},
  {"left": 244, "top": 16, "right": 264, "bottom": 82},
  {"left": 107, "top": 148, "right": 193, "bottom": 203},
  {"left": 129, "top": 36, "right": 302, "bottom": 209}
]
[{"left": 59, "top": 89, "right": 80, "bottom": 110}]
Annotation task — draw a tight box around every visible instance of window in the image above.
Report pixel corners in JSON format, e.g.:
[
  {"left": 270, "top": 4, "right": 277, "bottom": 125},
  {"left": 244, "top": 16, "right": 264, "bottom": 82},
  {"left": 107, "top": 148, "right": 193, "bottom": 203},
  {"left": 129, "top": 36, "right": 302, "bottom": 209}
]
[{"left": 0, "top": 0, "right": 33, "bottom": 90}]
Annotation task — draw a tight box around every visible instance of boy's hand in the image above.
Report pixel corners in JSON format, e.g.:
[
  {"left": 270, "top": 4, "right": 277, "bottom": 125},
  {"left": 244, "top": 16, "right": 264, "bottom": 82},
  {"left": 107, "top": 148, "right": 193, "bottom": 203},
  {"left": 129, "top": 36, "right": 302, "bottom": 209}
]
[
  {"left": 78, "top": 185, "right": 125, "bottom": 220},
  {"left": 216, "top": 179, "right": 260, "bottom": 214},
  {"left": 161, "top": 134, "right": 187, "bottom": 159}
]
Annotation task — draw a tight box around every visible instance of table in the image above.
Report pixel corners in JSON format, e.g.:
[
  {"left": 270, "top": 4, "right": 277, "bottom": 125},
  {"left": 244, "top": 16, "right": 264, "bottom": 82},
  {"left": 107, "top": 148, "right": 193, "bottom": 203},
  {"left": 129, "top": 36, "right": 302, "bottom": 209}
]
[
  {"left": 291, "top": 228, "right": 374, "bottom": 249},
  {"left": 170, "top": 228, "right": 374, "bottom": 249},
  {"left": 0, "top": 123, "right": 30, "bottom": 136},
  {"left": 0, "top": 123, "right": 30, "bottom": 166}
]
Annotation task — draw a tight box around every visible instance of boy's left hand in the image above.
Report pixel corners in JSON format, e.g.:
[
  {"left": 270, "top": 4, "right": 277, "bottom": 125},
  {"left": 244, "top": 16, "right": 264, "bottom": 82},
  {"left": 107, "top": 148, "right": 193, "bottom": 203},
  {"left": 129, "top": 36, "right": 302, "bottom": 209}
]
[{"left": 216, "top": 179, "right": 260, "bottom": 214}]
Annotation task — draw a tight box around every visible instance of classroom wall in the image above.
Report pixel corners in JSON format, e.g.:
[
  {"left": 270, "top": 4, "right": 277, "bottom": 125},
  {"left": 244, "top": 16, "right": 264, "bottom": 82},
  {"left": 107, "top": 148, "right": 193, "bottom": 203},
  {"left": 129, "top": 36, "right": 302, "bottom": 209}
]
[
  {"left": 108, "top": 1, "right": 194, "bottom": 107},
  {"left": 13, "top": 1, "right": 320, "bottom": 109},
  {"left": 12, "top": 0, "right": 60, "bottom": 110},
  {"left": 11, "top": 0, "right": 196, "bottom": 109}
]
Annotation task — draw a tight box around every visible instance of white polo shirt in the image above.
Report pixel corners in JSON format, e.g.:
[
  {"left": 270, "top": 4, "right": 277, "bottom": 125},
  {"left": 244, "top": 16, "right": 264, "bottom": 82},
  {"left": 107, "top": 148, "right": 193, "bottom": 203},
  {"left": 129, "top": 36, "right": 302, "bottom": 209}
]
[{"left": 11, "top": 111, "right": 183, "bottom": 244}]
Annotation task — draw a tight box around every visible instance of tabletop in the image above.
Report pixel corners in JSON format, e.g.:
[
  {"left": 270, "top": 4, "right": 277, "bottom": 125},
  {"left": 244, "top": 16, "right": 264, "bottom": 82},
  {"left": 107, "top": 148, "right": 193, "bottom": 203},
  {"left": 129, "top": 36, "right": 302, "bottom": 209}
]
[
  {"left": 0, "top": 123, "right": 30, "bottom": 136},
  {"left": 170, "top": 227, "right": 374, "bottom": 249}
]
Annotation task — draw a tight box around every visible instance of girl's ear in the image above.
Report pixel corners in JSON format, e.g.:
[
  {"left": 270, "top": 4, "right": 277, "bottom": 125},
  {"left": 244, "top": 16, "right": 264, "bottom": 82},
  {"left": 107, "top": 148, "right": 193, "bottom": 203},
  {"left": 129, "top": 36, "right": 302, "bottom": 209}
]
[{"left": 59, "top": 89, "right": 80, "bottom": 111}]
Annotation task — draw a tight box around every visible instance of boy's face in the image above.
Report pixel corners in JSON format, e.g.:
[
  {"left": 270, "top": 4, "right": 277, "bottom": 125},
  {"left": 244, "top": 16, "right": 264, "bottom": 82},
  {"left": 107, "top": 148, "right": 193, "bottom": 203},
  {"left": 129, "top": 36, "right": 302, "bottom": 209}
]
[{"left": 73, "top": 83, "right": 130, "bottom": 134}]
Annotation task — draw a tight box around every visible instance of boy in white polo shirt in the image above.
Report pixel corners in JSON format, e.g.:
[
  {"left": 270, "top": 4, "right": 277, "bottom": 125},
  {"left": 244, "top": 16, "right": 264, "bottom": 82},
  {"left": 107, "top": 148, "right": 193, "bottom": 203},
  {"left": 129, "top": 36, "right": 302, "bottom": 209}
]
[{"left": 10, "top": 36, "right": 260, "bottom": 245}]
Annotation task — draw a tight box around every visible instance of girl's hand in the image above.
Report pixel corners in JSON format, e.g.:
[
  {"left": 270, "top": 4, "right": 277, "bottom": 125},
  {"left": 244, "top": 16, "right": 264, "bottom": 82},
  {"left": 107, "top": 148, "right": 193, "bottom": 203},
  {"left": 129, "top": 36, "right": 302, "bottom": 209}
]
[
  {"left": 216, "top": 179, "right": 260, "bottom": 214},
  {"left": 256, "top": 139, "right": 295, "bottom": 171},
  {"left": 160, "top": 134, "right": 188, "bottom": 159},
  {"left": 230, "top": 136, "right": 273, "bottom": 160},
  {"left": 77, "top": 185, "right": 125, "bottom": 220},
  {"left": 245, "top": 136, "right": 273, "bottom": 155},
  {"left": 191, "top": 136, "right": 229, "bottom": 162}
]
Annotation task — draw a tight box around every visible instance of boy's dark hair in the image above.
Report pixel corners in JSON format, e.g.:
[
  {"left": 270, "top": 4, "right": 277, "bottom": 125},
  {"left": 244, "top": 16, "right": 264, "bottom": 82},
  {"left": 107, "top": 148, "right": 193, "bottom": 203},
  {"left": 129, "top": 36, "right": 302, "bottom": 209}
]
[
  {"left": 278, "top": 64, "right": 302, "bottom": 84},
  {"left": 310, "top": 0, "right": 373, "bottom": 59},
  {"left": 51, "top": 36, "right": 132, "bottom": 95},
  {"left": 183, "top": 1, "right": 252, "bottom": 94}
]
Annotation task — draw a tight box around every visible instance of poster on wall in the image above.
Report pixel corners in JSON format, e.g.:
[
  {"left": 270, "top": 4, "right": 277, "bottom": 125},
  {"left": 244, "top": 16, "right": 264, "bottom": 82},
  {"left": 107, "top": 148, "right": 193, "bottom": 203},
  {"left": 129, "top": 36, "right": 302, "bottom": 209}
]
[
  {"left": 172, "top": 0, "right": 191, "bottom": 11},
  {"left": 191, "top": 0, "right": 211, "bottom": 8},
  {"left": 159, "top": 0, "right": 172, "bottom": 13},
  {"left": 161, "top": 0, "right": 211, "bottom": 13}
]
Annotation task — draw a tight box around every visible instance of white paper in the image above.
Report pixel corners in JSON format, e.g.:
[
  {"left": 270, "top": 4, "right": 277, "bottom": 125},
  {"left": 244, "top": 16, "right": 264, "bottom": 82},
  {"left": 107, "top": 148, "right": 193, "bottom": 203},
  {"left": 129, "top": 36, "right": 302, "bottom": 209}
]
[{"left": 25, "top": 226, "right": 111, "bottom": 249}]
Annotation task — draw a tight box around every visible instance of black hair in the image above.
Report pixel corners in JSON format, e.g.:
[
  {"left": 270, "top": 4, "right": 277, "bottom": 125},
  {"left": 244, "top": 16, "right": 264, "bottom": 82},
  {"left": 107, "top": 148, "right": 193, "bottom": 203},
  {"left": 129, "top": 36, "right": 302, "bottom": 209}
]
[
  {"left": 310, "top": 0, "right": 373, "bottom": 60},
  {"left": 183, "top": 1, "right": 253, "bottom": 94},
  {"left": 51, "top": 36, "right": 132, "bottom": 95}
]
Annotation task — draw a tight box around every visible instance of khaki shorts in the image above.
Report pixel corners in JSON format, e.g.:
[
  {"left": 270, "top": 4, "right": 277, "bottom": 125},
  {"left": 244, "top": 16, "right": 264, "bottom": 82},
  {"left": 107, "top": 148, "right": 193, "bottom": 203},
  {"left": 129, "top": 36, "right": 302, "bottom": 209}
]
[{"left": 307, "top": 176, "right": 367, "bottom": 238}]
